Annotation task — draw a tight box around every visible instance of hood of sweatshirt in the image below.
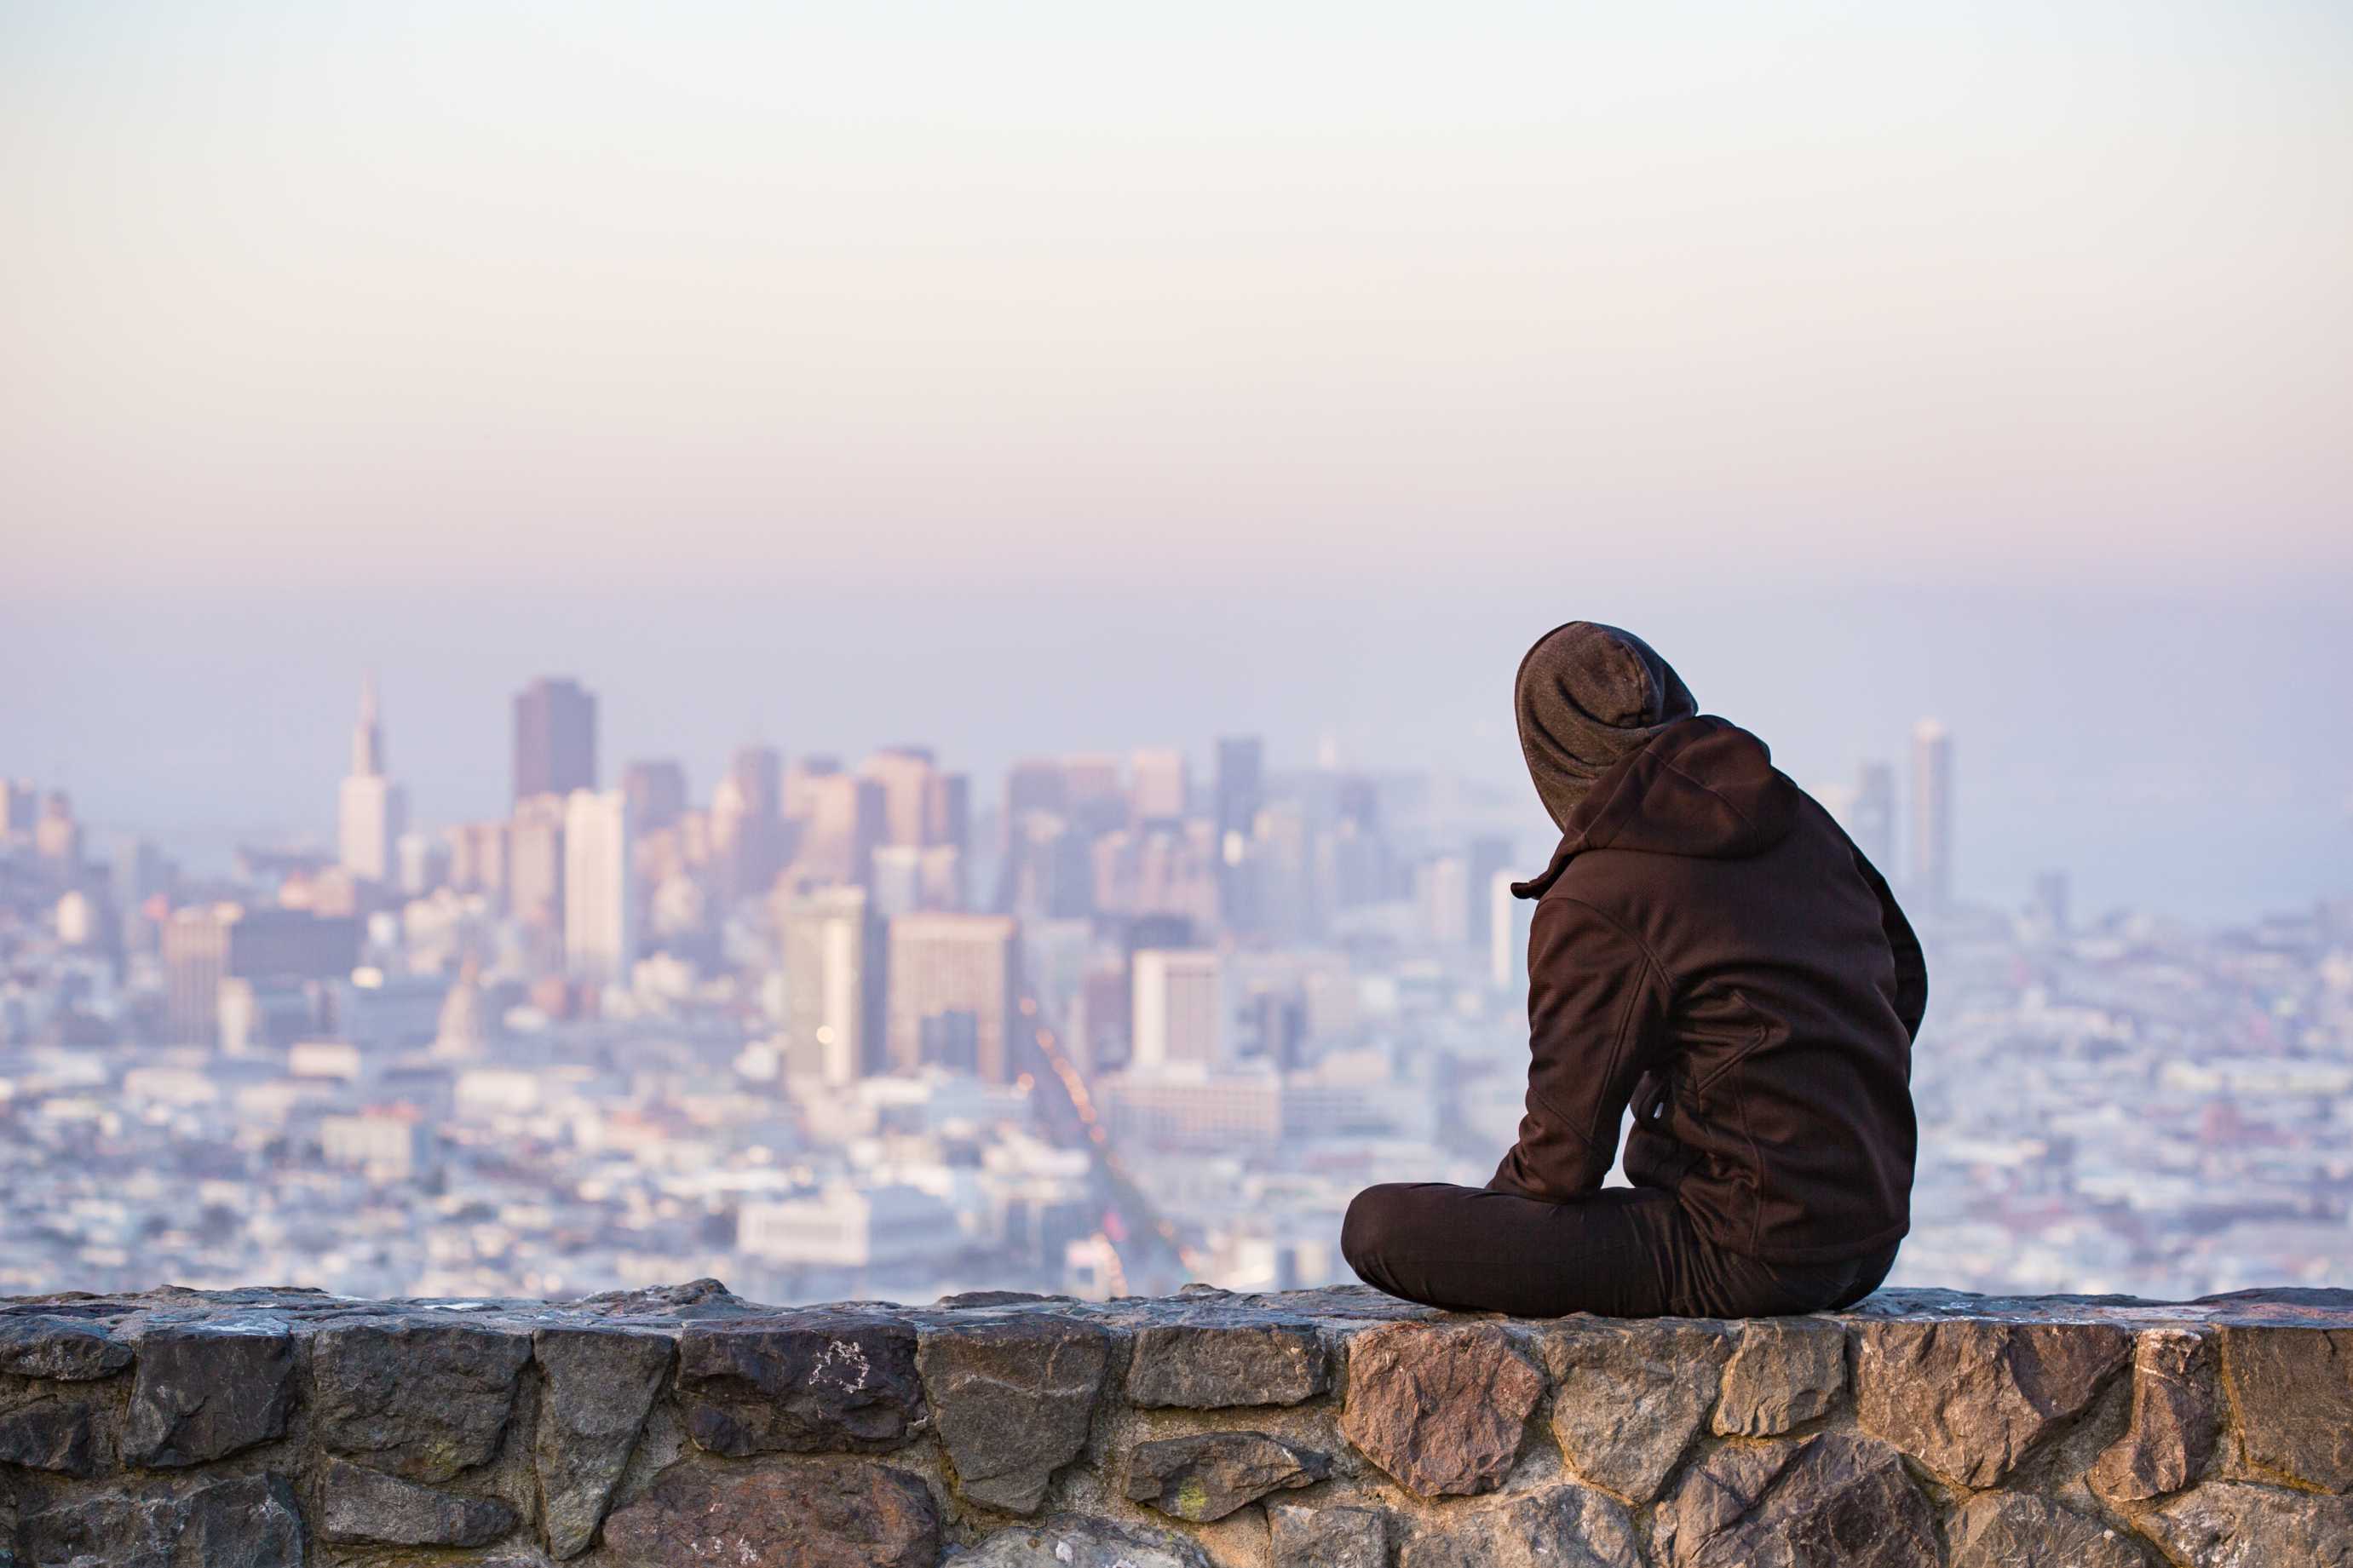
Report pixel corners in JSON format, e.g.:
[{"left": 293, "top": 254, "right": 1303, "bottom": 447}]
[{"left": 1511, "top": 716, "right": 1800, "bottom": 899}]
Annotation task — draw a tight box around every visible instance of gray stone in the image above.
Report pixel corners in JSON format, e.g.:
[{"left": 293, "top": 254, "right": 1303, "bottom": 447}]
[
  {"left": 318, "top": 1453, "right": 519, "bottom": 1547},
  {"left": 1653, "top": 1433, "right": 1936, "bottom": 1568},
  {"left": 2090, "top": 1328, "right": 2218, "bottom": 1502},
  {"left": 918, "top": 1312, "right": 1111, "bottom": 1513},
  {"left": 1340, "top": 1321, "right": 1545, "bottom": 1498},
  {"left": 17, "top": 1473, "right": 304, "bottom": 1568},
  {"left": 310, "top": 1317, "right": 532, "bottom": 1481},
  {"left": 532, "top": 1324, "right": 672, "bottom": 1558},
  {"left": 598, "top": 1462, "right": 941, "bottom": 1568},
  {"left": 0, "top": 1317, "right": 132, "bottom": 1381},
  {"left": 1125, "top": 1430, "right": 1328, "bottom": 1522},
  {"left": 2216, "top": 1324, "right": 2353, "bottom": 1494},
  {"left": 2143, "top": 1480, "right": 2353, "bottom": 1568},
  {"left": 120, "top": 1324, "right": 294, "bottom": 1467},
  {"left": 1270, "top": 1502, "right": 1391, "bottom": 1568},
  {"left": 1545, "top": 1318, "right": 1732, "bottom": 1501},
  {"left": 1125, "top": 1314, "right": 1329, "bottom": 1408},
  {"left": 0, "top": 1393, "right": 103, "bottom": 1476},
  {"left": 1852, "top": 1318, "right": 2131, "bottom": 1487},
  {"left": 958, "top": 1515, "right": 1213, "bottom": 1568},
  {"left": 1397, "top": 1483, "right": 1642, "bottom": 1568},
  {"left": 676, "top": 1312, "right": 927, "bottom": 1456},
  {"left": 1947, "top": 1492, "right": 2148, "bottom": 1568},
  {"left": 1716, "top": 1318, "right": 1848, "bottom": 1436}
]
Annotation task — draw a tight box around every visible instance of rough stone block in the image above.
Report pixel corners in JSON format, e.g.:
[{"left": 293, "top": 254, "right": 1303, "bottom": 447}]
[
  {"left": 676, "top": 1312, "right": 928, "bottom": 1456},
  {"left": 532, "top": 1324, "right": 673, "bottom": 1558},
  {"left": 311, "top": 1317, "right": 532, "bottom": 1481},
  {"left": 16, "top": 1473, "right": 304, "bottom": 1568},
  {"left": 1269, "top": 1502, "right": 1392, "bottom": 1568},
  {"left": 1716, "top": 1317, "right": 1848, "bottom": 1436},
  {"left": 1340, "top": 1321, "right": 1545, "bottom": 1498},
  {"left": 318, "top": 1452, "right": 520, "bottom": 1547},
  {"left": 1852, "top": 1318, "right": 2130, "bottom": 1487},
  {"left": 1946, "top": 1491, "right": 2149, "bottom": 1568},
  {"left": 1125, "top": 1314, "right": 1328, "bottom": 1408},
  {"left": 918, "top": 1312, "right": 1111, "bottom": 1513},
  {"left": 0, "top": 1393, "right": 105, "bottom": 1476},
  {"left": 1652, "top": 1432, "right": 1936, "bottom": 1568},
  {"left": 598, "top": 1462, "right": 941, "bottom": 1568},
  {"left": 959, "top": 1514, "right": 1213, "bottom": 1567},
  {"left": 2143, "top": 1479, "right": 2353, "bottom": 1568},
  {"left": 2216, "top": 1324, "right": 2353, "bottom": 1494},
  {"left": 1544, "top": 1318, "right": 1731, "bottom": 1501},
  {"left": 1395, "top": 1483, "right": 1641, "bottom": 1568},
  {"left": 0, "top": 1317, "right": 133, "bottom": 1381},
  {"left": 2089, "top": 1328, "right": 2218, "bottom": 1502},
  {"left": 1125, "top": 1430, "right": 1327, "bottom": 1522},
  {"left": 121, "top": 1324, "right": 294, "bottom": 1467}
]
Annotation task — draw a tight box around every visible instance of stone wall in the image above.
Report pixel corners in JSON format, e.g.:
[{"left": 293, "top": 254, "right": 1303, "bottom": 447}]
[{"left": 2, "top": 1279, "right": 2349, "bottom": 1566}]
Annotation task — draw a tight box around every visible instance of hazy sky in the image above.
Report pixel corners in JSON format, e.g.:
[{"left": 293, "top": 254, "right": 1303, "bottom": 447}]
[{"left": 3, "top": 3, "right": 2350, "bottom": 917}]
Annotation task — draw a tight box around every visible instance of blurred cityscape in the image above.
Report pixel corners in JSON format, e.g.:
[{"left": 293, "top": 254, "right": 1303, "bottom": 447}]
[{"left": 2, "top": 677, "right": 2346, "bottom": 1306}]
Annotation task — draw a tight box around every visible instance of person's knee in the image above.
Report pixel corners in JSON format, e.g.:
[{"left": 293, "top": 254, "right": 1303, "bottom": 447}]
[{"left": 1341, "top": 1184, "right": 1410, "bottom": 1279}]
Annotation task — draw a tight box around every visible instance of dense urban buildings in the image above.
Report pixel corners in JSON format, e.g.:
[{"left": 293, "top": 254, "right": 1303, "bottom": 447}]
[{"left": 1, "top": 688, "right": 2346, "bottom": 1308}]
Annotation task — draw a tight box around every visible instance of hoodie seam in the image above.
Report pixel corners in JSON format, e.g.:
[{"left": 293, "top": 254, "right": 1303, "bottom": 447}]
[{"left": 1545, "top": 893, "right": 1679, "bottom": 997}]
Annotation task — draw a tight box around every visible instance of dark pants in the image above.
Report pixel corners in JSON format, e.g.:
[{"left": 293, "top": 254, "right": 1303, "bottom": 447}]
[{"left": 1341, "top": 1181, "right": 1899, "bottom": 1318}]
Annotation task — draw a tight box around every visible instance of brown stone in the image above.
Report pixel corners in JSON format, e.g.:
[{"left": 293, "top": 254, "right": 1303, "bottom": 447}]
[
  {"left": 1653, "top": 1433, "right": 1936, "bottom": 1568},
  {"left": 532, "top": 1325, "right": 673, "bottom": 1558},
  {"left": 1716, "top": 1318, "right": 1848, "bottom": 1437},
  {"left": 0, "top": 1316, "right": 133, "bottom": 1381},
  {"left": 1269, "top": 1502, "right": 1391, "bottom": 1568},
  {"left": 317, "top": 1453, "right": 519, "bottom": 1548},
  {"left": 1852, "top": 1318, "right": 2130, "bottom": 1486},
  {"left": 121, "top": 1324, "right": 295, "bottom": 1467},
  {"left": 597, "top": 1462, "right": 941, "bottom": 1568},
  {"left": 1340, "top": 1322, "right": 1545, "bottom": 1498},
  {"left": 676, "top": 1312, "right": 927, "bottom": 1456},
  {"left": 1125, "top": 1314, "right": 1328, "bottom": 1408},
  {"left": 1125, "top": 1430, "right": 1327, "bottom": 1522},
  {"left": 2089, "top": 1328, "right": 2218, "bottom": 1502},
  {"left": 1544, "top": 1318, "right": 1731, "bottom": 1501},
  {"left": 16, "top": 1472, "right": 305, "bottom": 1568},
  {"left": 918, "top": 1312, "right": 1111, "bottom": 1513},
  {"left": 2217, "top": 1324, "right": 2353, "bottom": 1494},
  {"left": 2142, "top": 1480, "right": 2353, "bottom": 1568},
  {"left": 1946, "top": 1492, "right": 2148, "bottom": 1568},
  {"left": 1396, "top": 1483, "right": 1641, "bottom": 1568},
  {"left": 310, "top": 1318, "right": 532, "bottom": 1481},
  {"left": 0, "top": 1392, "right": 104, "bottom": 1476}
]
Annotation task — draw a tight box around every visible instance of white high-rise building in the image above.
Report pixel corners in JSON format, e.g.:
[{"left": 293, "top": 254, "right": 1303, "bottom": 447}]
[
  {"left": 563, "top": 789, "right": 636, "bottom": 985},
  {"left": 1131, "top": 948, "right": 1227, "bottom": 1071},
  {"left": 781, "top": 886, "right": 877, "bottom": 1086},
  {"left": 1487, "top": 870, "right": 1535, "bottom": 991},
  {"left": 337, "top": 675, "right": 408, "bottom": 884},
  {"left": 1910, "top": 720, "right": 1953, "bottom": 914}
]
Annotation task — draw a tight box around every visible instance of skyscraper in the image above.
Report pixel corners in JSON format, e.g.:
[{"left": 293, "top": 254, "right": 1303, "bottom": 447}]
[
  {"left": 337, "top": 675, "right": 408, "bottom": 884},
  {"left": 862, "top": 746, "right": 939, "bottom": 848},
  {"left": 513, "top": 678, "right": 598, "bottom": 804},
  {"left": 1130, "top": 949, "right": 1227, "bottom": 1071},
  {"left": 562, "top": 789, "right": 635, "bottom": 986},
  {"left": 1911, "top": 720, "right": 1953, "bottom": 913},
  {"left": 1852, "top": 761, "right": 1896, "bottom": 874},
  {"left": 620, "top": 759, "right": 688, "bottom": 834},
  {"left": 780, "top": 886, "right": 883, "bottom": 1085},
  {"left": 1214, "top": 737, "right": 1264, "bottom": 841},
  {"left": 1130, "top": 749, "right": 1189, "bottom": 822},
  {"left": 885, "top": 912, "right": 1021, "bottom": 1082}
]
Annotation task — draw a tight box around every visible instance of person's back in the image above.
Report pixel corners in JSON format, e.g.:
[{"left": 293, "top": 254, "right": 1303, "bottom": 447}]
[{"left": 1342, "top": 622, "right": 1924, "bottom": 1318}]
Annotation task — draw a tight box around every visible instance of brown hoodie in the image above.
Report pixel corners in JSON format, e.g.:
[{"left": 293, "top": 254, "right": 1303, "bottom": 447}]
[{"left": 1494, "top": 715, "right": 1926, "bottom": 1264}]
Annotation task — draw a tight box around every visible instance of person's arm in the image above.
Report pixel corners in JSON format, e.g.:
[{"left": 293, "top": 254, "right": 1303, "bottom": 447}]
[
  {"left": 1489, "top": 896, "right": 1674, "bottom": 1203},
  {"left": 1850, "top": 847, "right": 1928, "bottom": 1042}
]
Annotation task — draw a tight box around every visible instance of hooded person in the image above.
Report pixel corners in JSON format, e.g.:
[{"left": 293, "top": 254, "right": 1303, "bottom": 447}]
[{"left": 1339, "top": 622, "right": 1926, "bottom": 1318}]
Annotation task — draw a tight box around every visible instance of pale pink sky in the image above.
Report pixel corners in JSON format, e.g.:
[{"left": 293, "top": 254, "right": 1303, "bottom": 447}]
[{"left": 3, "top": 1, "right": 2349, "bottom": 596}]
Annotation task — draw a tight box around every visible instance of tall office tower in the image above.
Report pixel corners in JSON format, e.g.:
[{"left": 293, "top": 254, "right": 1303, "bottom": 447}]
[
  {"left": 1415, "top": 855, "right": 1471, "bottom": 949},
  {"left": 780, "top": 886, "right": 883, "bottom": 1085},
  {"left": 998, "top": 813, "right": 1094, "bottom": 921},
  {"left": 792, "top": 773, "right": 889, "bottom": 888},
  {"left": 783, "top": 754, "right": 843, "bottom": 820},
  {"left": 861, "top": 746, "right": 940, "bottom": 848},
  {"left": 621, "top": 759, "right": 688, "bottom": 834},
  {"left": 1910, "top": 720, "right": 1953, "bottom": 913},
  {"left": 1061, "top": 754, "right": 1129, "bottom": 836},
  {"left": 161, "top": 904, "right": 236, "bottom": 1045},
  {"left": 32, "top": 791, "right": 81, "bottom": 872},
  {"left": 715, "top": 744, "right": 787, "bottom": 900},
  {"left": 1465, "top": 836, "right": 1515, "bottom": 948},
  {"left": 1214, "top": 738, "right": 1264, "bottom": 840},
  {"left": 563, "top": 789, "right": 636, "bottom": 986},
  {"left": 444, "top": 821, "right": 509, "bottom": 900},
  {"left": 1852, "top": 761, "right": 1897, "bottom": 874},
  {"left": 885, "top": 912, "right": 1021, "bottom": 1082},
  {"left": 1, "top": 779, "right": 37, "bottom": 839},
  {"left": 1130, "top": 949, "right": 1227, "bottom": 1071},
  {"left": 1130, "top": 749, "right": 1189, "bottom": 822},
  {"left": 509, "top": 794, "right": 568, "bottom": 935},
  {"left": 337, "top": 676, "right": 409, "bottom": 884},
  {"left": 1004, "top": 758, "right": 1070, "bottom": 824},
  {"left": 926, "top": 773, "right": 970, "bottom": 857},
  {"left": 512, "top": 677, "right": 598, "bottom": 803}
]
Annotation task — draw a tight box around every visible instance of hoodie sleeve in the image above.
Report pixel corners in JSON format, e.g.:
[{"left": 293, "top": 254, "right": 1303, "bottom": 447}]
[
  {"left": 1490, "top": 895, "right": 1674, "bottom": 1203},
  {"left": 1849, "top": 847, "right": 1928, "bottom": 1043}
]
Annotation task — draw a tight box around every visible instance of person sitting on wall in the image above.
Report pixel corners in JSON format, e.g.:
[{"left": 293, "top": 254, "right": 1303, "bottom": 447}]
[{"left": 1342, "top": 622, "right": 1924, "bottom": 1318}]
